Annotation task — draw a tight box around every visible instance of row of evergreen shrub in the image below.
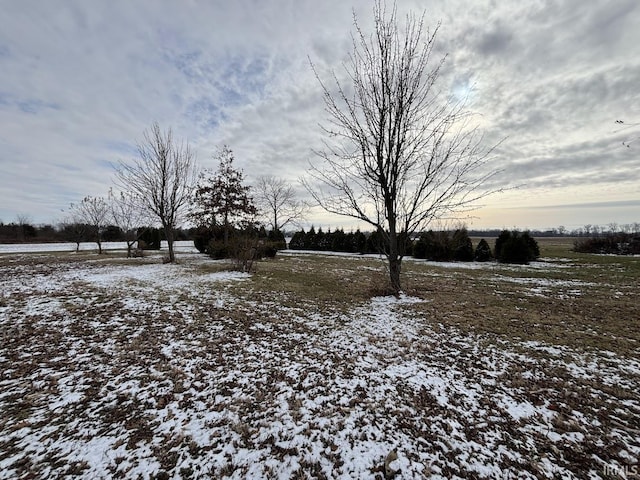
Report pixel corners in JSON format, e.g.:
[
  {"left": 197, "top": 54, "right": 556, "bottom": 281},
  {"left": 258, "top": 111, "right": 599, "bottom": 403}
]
[
  {"left": 288, "top": 227, "right": 414, "bottom": 256},
  {"left": 288, "top": 227, "right": 540, "bottom": 264}
]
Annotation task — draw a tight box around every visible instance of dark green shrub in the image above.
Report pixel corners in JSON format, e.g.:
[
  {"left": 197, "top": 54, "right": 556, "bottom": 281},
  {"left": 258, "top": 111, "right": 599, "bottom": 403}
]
[
  {"left": 353, "top": 230, "right": 367, "bottom": 254},
  {"left": 138, "top": 227, "right": 161, "bottom": 250},
  {"left": 474, "top": 239, "right": 493, "bottom": 262},
  {"left": 289, "top": 230, "right": 305, "bottom": 250},
  {"left": 331, "top": 229, "right": 347, "bottom": 252},
  {"left": 316, "top": 228, "right": 330, "bottom": 251},
  {"left": 102, "top": 225, "right": 124, "bottom": 242},
  {"left": 573, "top": 234, "right": 640, "bottom": 255},
  {"left": 207, "top": 239, "right": 231, "bottom": 259},
  {"left": 366, "top": 229, "right": 386, "bottom": 254},
  {"left": 494, "top": 230, "right": 539, "bottom": 264},
  {"left": 413, "top": 230, "right": 450, "bottom": 261},
  {"left": 304, "top": 226, "right": 317, "bottom": 249},
  {"left": 526, "top": 232, "right": 541, "bottom": 259},
  {"left": 193, "top": 227, "right": 214, "bottom": 253},
  {"left": 260, "top": 244, "right": 279, "bottom": 258},
  {"left": 451, "top": 228, "right": 474, "bottom": 261},
  {"left": 267, "top": 229, "right": 287, "bottom": 250}
]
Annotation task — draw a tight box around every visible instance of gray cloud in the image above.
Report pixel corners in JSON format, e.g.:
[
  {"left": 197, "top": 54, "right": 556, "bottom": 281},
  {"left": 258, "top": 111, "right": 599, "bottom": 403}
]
[{"left": 0, "top": 0, "right": 639, "bottom": 229}]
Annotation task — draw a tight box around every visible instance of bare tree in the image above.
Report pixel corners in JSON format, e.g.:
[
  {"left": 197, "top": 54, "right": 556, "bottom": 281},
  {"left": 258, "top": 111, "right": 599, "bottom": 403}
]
[
  {"left": 305, "top": 1, "right": 500, "bottom": 294},
  {"left": 72, "top": 196, "right": 110, "bottom": 253},
  {"left": 15, "top": 214, "right": 32, "bottom": 242},
  {"left": 108, "top": 188, "right": 148, "bottom": 258},
  {"left": 255, "top": 175, "right": 308, "bottom": 232},
  {"left": 59, "top": 215, "right": 88, "bottom": 252},
  {"left": 116, "top": 122, "right": 196, "bottom": 263}
]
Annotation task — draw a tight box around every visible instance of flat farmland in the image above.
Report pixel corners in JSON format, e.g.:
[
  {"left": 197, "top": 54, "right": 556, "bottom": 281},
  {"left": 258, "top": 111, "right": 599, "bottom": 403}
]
[{"left": 0, "top": 239, "right": 638, "bottom": 479}]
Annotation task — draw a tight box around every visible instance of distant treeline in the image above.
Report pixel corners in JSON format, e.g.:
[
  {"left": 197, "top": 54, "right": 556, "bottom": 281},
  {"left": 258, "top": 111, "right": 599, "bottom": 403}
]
[
  {"left": 467, "top": 224, "right": 640, "bottom": 238},
  {"left": 0, "top": 222, "right": 193, "bottom": 244}
]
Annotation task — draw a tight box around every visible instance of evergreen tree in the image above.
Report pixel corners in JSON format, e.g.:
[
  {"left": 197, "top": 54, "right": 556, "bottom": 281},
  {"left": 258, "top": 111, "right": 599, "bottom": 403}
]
[
  {"left": 495, "top": 230, "right": 540, "bottom": 264},
  {"left": 354, "top": 229, "right": 367, "bottom": 254},
  {"left": 452, "top": 228, "right": 474, "bottom": 261},
  {"left": 289, "top": 230, "right": 306, "bottom": 250},
  {"left": 191, "top": 146, "right": 257, "bottom": 245},
  {"left": 331, "top": 228, "right": 347, "bottom": 252},
  {"left": 474, "top": 238, "right": 493, "bottom": 262},
  {"left": 304, "top": 226, "right": 317, "bottom": 249},
  {"left": 316, "top": 227, "right": 329, "bottom": 251}
]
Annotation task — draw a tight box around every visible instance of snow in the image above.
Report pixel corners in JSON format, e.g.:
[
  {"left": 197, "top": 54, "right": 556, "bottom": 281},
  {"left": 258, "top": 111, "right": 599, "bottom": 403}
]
[{"left": 0, "top": 250, "right": 638, "bottom": 479}]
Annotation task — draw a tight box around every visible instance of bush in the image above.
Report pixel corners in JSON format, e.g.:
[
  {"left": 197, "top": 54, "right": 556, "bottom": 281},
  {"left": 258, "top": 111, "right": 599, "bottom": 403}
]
[
  {"left": 267, "top": 229, "right": 287, "bottom": 250},
  {"left": 413, "top": 231, "right": 449, "bottom": 260},
  {"left": 206, "top": 233, "right": 282, "bottom": 272},
  {"left": 289, "top": 230, "right": 306, "bottom": 250},
  {"left": 206, "top": 239, "right": 231, "bottom": 259},
  {"left": 138, "top": 227, "right": 161, "bottom": 250},
  {"left": 413, "top": 228, "right": 473, "bottom": 262},
  {"left": 197, "top": 226, "right": 285, "bottom": 259},
  {"left": 452, "top": 228, "right": 474, "bottom": 261},
  {"left": 366, "top": 229, "right": 386, "bottom": 254},
  {"left": 494, "top": 230, "right": 539, "bottom": 264},
  {"left": 474, "top": 238, "right": 493, "bottom": 262},
  {"left": 193, "top": 227, "right": 215, "bottom": 253},
  {"left": 260, "top": 243, "right": 279, "bottom": 258},
  {"left": 573, "top": 234, "right": 640, "bottom": 255}
]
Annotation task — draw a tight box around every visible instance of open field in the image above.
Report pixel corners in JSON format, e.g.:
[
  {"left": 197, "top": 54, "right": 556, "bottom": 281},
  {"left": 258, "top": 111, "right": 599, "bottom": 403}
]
[{"left": 1, "top": 239, "right": 639, "bottom": 479}]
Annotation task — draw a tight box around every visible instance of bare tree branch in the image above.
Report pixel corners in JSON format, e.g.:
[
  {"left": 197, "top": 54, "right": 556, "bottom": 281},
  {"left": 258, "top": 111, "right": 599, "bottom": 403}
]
[
  {"left": 115, "top": 122, "right": 197, "bottom": 263},
  {"left": 70, "top": 196, "right": 110, "bottom": 254},
  {"left": 108, "top": 188, "right": 149, "bottom": 257},
  {"left": 255, "top": 175, "right": 309, "bottom": 231},
  {"left": 304, "top": 0, "right": 501, "bottom": 294}
]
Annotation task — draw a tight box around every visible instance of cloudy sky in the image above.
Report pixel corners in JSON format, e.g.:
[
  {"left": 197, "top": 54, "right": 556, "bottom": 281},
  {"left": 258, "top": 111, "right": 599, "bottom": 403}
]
[{"left": 1, "top": 0, "right": 639, "bottom": 231}]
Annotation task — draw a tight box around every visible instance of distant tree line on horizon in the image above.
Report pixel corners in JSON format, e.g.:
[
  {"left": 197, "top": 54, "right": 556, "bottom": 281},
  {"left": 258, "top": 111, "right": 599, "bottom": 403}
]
[
  {"left": 0, "top": 221, "right": 192, "bottom": 246},
  {"left": 2, "top": 219, "right": 639, "bottom": 246}
]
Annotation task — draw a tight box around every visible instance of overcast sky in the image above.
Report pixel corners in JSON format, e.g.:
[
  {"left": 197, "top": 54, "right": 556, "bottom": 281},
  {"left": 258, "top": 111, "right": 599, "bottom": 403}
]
[{"left": 1, "top": 0, "right": 639, "bottom": 231}]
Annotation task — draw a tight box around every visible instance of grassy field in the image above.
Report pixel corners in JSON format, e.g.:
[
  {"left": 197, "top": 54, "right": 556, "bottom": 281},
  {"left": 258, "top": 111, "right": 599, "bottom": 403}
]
[{"left": 0, "top": 239, "right": 638, "bottom": 479}]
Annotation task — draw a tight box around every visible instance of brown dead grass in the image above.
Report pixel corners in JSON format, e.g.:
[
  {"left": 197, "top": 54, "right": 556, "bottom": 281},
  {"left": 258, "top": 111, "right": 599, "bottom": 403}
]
[{"left": 222, "top": 241, "right": 639, "bottom": 356}]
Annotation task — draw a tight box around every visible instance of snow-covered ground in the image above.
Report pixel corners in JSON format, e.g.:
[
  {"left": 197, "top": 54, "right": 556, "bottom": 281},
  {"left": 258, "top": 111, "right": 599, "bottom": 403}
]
[{"left": 0, "top": 251, "right": 638, "bottom": 479}]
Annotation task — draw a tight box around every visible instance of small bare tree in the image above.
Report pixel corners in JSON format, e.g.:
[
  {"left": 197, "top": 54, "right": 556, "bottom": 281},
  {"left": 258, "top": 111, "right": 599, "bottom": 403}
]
[
  {"left": 72, "top": 196, "right": 110, "bottom": 253},
  {"left": 60, "top": 215, "right": 87, "bottom": 253},
  {"left": 305, "top": 1, "right": 500, "bottom": 294},
  {"left": 108, "top": 188, "right": 148, "bottom": 257},
  {"left": 116, "top": 122, "right": 197, "bottom": 263},
  {"left": 15, "top": 214, "right": 32, "bottom": 242},
  {"left": 255, "top": 175, "right": 308, "bottom": 232}
]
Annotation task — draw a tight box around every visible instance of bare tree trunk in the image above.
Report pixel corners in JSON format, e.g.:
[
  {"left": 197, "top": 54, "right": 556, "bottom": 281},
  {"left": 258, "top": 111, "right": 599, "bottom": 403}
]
[
  {"left": 126, "top": 240, "right": 135, "bottom": 258},
  {"left": 389, "top": 255, "right": 402, "bottom": 294},
  {"left": 163, "top": 224, "right": 175, "bottom": 263}
]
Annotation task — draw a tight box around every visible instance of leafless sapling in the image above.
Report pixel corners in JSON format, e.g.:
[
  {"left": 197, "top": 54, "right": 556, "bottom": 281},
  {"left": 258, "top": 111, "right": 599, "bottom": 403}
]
[
  {"left": 115, "top": 122, "right": 197, "bottom": 263},
  {"left": 305, "top": 1, "right": 500, "bottom": 294}
]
